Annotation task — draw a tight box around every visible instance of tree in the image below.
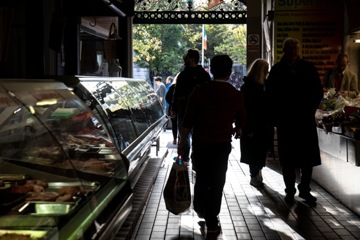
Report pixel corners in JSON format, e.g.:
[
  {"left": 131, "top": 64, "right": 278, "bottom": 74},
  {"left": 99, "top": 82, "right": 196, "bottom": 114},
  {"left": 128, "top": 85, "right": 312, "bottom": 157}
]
[
  {"left": 133, "top": 24, "right": 247, "bottom": 80},
  {"left": 212, "top": 25, "right": 247, "bottom": 64},
  {"left": 133, "top": 24, "right": 188, "bottom": 80}
]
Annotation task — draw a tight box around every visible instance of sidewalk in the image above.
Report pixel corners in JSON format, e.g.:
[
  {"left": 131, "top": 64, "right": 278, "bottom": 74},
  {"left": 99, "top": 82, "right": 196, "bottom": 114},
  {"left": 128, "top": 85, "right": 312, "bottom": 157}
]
[{"left": 124, "top": 130, "right": 360, "bottom": 240}]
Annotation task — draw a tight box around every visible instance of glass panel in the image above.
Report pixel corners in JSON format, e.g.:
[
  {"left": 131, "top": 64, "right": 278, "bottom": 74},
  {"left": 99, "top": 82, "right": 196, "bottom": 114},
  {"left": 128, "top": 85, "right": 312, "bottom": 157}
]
[
  {"left": 80, "top": 81, "right": 138, "bottom": 150},
  {"left": 125, "top": 80, "right": 164, "bottom": 125},
  {"left": 0, "top": 84, "right": 127, "bottom": 182}
]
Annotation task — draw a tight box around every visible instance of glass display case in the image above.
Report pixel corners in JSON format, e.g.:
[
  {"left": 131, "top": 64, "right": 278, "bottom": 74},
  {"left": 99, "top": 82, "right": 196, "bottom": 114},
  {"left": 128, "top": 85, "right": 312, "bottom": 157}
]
[
  {"left": 0, "top": 79, "right": 134, "bottom": 239},
  {"left": 62, "top": 76, "right": 168, "bottom": 183}
]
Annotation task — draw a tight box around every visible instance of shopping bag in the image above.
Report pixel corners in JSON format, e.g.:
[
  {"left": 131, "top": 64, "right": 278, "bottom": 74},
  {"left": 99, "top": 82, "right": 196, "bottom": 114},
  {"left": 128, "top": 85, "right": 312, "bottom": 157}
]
[{"left": 163, "top": 156, "right": 191, "bottom": 215}]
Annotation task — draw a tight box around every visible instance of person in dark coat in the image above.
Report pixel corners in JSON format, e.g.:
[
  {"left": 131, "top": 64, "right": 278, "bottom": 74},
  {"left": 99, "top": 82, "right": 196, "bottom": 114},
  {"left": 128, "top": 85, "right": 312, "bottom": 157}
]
[
  {"left": 172, "top": 48, "right": 211, "bottom": 162},
  {"left": 240, "top": 58, "right": 273, "bottom": 188},
  {"left": 265, "top": 37, "right": 323, "bottom": 204}
]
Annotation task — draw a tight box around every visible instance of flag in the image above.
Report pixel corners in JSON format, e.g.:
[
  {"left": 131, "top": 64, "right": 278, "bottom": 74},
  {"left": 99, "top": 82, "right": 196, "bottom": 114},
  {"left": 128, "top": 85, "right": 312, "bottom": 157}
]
[
  {"left": 203, "top": 25, "right": 207, "bottom": 50},
  {"left": 208, "top": 0, "right": 224, "bottom": 9}
]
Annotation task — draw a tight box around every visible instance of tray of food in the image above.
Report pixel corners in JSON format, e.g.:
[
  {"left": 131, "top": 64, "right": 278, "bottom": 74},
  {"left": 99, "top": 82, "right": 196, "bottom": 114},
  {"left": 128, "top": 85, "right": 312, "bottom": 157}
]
[
  {"left": 17, "top": 201, "right": 76, "bottom": 216},
  {"left": 98, "top": 147, "right": 117, "bottom": 155},
  {"left": 47, "top": 181, "right": 99, "bottom": 192},
  {"left": 24, "top": 181, "right": 99, "bottom": 202}
]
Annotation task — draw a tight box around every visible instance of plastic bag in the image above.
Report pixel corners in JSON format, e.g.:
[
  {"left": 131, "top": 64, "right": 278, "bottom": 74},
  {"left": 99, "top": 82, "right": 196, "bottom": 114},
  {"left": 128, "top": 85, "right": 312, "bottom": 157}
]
[{"left": 163, "top": 156, "right": 191, "bottom": 215}]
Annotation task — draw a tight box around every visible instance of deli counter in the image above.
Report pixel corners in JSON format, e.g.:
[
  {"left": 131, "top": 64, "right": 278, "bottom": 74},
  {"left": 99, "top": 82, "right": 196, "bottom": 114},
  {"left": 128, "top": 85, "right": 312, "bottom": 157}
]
[
  {"left": 0, "top": 77, "right": 167, "bottom": 240},
  {"left": 314, "top": 91, "right": 360, "bottom": 216}
]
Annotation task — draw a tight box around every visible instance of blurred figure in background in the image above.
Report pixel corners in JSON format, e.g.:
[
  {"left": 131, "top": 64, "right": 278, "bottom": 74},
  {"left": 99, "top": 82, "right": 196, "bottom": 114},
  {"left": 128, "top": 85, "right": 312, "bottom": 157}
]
[
  {"left": 323, "top": 53, "right": 358, "bottom": 96},
  {"left": 164, "top": 76, "right": 174, "bottom": 114},
  {"left": 164, "top": 76, "right": 174, "bottom": 132},
  {"left": 165, "top": 74, "right": 178, "bottom": 144},
  {"left": 154, "top": 76, "right": 166, "bottom": 111}
]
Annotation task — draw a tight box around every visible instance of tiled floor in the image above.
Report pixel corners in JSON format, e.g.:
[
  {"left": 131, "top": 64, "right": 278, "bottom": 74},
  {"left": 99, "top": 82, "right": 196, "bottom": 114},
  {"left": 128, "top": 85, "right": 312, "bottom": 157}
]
[{"left": 126, "top": 130, "right": 360, "bottom": 240}]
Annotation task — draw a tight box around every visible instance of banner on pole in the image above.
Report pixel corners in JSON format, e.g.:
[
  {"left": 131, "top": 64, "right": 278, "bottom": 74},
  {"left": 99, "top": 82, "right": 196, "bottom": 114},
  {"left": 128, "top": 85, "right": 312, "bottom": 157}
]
[{"left": 203, "top": 25, "right": 207, "bottom": 50}]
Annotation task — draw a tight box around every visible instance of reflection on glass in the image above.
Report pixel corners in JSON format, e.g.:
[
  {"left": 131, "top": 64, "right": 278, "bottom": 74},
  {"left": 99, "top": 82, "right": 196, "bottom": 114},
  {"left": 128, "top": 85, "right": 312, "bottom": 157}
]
[
  {"left": 79, "top": 78, "right": 165, "bottom": 152},
  {"left": 0, "top": 88, "right": 126, "bottom": 180}
]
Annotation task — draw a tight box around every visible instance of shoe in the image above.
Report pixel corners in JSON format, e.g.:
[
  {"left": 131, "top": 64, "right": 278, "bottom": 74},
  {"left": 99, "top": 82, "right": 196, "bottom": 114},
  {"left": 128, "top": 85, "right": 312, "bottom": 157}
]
[
  {"left": 207, "top": 223, "right": 222, "bottom": 235},
  {"left": 172, "top": 139, "right": 177, "bottom": 144},
  {"left": 250, "top": 174, "right": 263, "bottom": 188},
  {"left": 284, "top": 194, "right": 294, "bottom": 204},
  {"left": 299, "top": 192, "right": 317, "bottom": 202}
]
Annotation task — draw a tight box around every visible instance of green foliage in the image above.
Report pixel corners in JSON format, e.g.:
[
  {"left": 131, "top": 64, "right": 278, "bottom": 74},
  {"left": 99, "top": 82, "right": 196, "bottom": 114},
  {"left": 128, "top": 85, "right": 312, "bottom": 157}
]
[
  {"left": 213, "top": 25, "right": 247, "bottom": 65},
  {"left": 133, "top": 24, "right": 246, "bottom": 79}
]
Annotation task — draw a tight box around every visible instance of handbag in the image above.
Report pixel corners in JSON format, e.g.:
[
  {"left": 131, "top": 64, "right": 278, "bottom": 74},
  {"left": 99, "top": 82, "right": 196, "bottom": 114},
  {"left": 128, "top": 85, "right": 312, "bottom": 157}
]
[{"left": 163, "top": 156, "right": 191, "bottom": 215}]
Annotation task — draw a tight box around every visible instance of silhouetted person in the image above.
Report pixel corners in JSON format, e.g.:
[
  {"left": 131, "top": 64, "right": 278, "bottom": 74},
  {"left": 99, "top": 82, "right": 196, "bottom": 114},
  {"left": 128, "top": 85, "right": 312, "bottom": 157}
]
[
  {"left": 178, "top": 54, "right": 246, "bottom": 236},
  {"left": 265, "top": 37, "right": 323, "bottom": 204},
  {"left": 240, "top": 58, "right": 273, "bottom": 188},
  {"left": 172, "top": 48, "right": 211, "bottom": 162}
]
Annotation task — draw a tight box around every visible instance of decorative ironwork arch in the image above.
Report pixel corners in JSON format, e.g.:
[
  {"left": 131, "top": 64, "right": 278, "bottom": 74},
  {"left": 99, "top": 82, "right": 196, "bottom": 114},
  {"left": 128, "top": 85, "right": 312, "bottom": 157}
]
[
  {"left": 133, "top": 0, "right": 247, "bottom": 24},
  {"left": 133, "top": 11, "right": 247, "bottom": 24}
]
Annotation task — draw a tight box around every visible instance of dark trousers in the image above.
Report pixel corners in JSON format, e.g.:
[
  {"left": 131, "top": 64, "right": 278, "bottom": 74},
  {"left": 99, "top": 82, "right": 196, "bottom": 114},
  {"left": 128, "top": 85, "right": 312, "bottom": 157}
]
[
  {"left": 192, "top": 142, "right": 231, "bottom": 228},
  {"left": 177, "top": 116, "right": 191, "bottom": 162},
  {"left": 282, "top": 166, "right": 313, "bottom": 195},
  {"left": 170, "top": 116, "right": 178, "bottom": 140},
  {"left": 249, "top": 164, "right": 263, "bottom": 178}
]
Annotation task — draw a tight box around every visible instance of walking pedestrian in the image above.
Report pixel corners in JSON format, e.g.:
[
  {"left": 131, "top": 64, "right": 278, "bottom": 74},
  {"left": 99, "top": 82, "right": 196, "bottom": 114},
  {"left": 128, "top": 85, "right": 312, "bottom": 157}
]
[
  {"left": 265, "top": 37, "right": 323, "bottom": 204},
  {"left": 240, "top": 58, "right": 273, "bottom": 188},
  {"left": 178, "top": 54, "right": 246, "bottom": 236},
  {"left": 172, "top": 48, "right": 211, "bottom": 162}
]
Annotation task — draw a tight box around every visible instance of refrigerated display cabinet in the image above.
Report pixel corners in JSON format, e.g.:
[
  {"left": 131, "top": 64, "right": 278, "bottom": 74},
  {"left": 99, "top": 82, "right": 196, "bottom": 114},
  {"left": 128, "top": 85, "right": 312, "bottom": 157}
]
[
  {"left": 60, "top": 76, "right": 168, "bottom": 184},
  {"left": 0, "top": 77, "right": 167, "bottom": 240}
]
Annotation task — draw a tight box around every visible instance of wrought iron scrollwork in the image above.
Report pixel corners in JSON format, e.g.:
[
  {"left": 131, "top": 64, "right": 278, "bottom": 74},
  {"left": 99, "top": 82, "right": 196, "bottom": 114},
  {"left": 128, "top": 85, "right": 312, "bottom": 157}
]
[{"left": 133, "top": 0, "right": 247, "bottom": 24}]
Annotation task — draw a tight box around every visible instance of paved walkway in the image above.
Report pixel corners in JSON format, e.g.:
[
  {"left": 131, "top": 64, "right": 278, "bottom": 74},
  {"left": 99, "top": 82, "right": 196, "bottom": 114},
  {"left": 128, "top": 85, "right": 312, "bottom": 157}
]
[{"left": 123, "top": 130, "right": 360, "bottom": 240}]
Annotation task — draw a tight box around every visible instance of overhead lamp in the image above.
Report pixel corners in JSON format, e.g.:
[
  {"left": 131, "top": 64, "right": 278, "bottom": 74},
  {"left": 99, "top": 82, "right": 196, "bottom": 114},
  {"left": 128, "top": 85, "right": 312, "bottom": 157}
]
[{"left": 354, "top": 39, "right": 360, "bottom": 43}]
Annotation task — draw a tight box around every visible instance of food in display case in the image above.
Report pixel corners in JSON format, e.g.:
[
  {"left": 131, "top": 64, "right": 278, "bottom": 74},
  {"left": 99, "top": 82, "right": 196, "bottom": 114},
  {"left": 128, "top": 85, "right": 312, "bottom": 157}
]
[
  {"left": 0, "top": 79, "right": 133, "bottom": 240},
  {"left": 61, "top": 76, "right": 168, "bottom": 180}
]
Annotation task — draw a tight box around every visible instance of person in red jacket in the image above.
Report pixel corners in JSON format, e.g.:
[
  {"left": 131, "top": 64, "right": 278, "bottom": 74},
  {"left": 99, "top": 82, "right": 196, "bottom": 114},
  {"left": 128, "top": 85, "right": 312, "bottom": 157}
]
[{"left": 178, "top": 54, "right": 246, "bottom": 236}]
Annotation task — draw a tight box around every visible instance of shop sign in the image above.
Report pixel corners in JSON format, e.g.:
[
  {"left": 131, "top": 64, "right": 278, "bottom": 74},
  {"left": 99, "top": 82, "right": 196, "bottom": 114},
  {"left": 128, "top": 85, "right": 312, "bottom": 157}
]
[
  {"left": 274, "top": 0, "right": 343, "bottom": 80},
  {"left": 248, "top": 34, "right": 259, "bottom": 52}
]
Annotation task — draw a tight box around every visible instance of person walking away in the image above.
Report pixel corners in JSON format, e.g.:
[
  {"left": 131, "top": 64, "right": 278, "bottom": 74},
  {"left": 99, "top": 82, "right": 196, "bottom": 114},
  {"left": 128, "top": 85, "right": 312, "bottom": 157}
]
[
  {"left": 323, "top": 53, "right": 358, "bottom": 96},
  {"left": 178, "top": 54, "right": 246, "bottom": 236},
  {"left": 154, "top": 76, "right": 166, "bottom": 111},
  {"left": 172, "top": 48, "right": 211, "bottom": 162},
  {"left": 240, "top": 58, "right": 273, "bottom": 188},
  {"left": 165, "top": 74, "right": 178, "bottom": 144},
  {"left": 265, "top": 37, "right": 323, "bottom": 204}
]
